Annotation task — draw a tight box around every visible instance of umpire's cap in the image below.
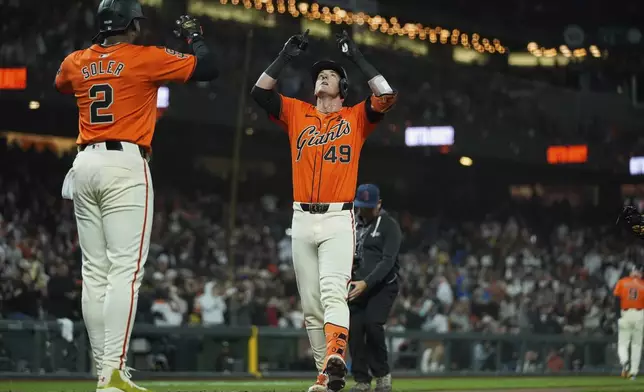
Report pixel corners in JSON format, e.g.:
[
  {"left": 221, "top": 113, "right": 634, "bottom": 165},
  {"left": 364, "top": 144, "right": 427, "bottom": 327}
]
[
  {"left": 94, "top": 0, "right": 146, "bottom": 42},
  {"left": 354, "top": 184, "right": 380, "bottom": 208},
  {"left": 311, "top": 60, "right": 349, "bottom": 98}
]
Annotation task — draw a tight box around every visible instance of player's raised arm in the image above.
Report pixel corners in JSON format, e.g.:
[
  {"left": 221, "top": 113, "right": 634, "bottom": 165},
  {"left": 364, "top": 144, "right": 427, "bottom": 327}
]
[
  {"left": 54, "top": 55, "right": 74, "bottom": 94},
  {"left": 146, "top": 15, "right": 218, "bottom": 84},
  {"left": 173, "top": 15, "right": 218, "bottom": 81},
  {"left": 335, "top": 30, "right": 397, "bottom": 121},
  {"left": 250, "top": 29, "right": 309, "bottom": 118}
]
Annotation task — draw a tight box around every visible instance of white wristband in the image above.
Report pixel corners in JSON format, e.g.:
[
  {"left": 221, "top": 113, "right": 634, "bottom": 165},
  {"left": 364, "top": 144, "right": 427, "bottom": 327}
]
[{"left": 368, "top": 75, "right": 394, "bottom": 95}]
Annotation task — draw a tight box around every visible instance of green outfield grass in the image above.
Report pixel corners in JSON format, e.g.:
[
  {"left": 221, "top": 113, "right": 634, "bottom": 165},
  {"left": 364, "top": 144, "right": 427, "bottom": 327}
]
[{"left": 0, "top": 376, "right": 640, "bottom": 392}]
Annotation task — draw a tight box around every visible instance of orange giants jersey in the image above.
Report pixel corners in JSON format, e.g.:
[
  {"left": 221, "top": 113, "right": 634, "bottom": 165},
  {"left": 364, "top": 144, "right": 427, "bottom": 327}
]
[
  {"left": 614, "top": 276, "right": 644, "bottom": 310},
  {"left": 54, "top": 43, "right": 196, "bottom": 150},
  {"left": 272, "top": 95, "right": 393, "bottom": 203}
]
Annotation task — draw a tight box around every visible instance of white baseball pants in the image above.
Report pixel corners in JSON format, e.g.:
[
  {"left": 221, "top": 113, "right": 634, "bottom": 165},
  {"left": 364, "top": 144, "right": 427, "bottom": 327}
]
[
  {"left": 290, "top": 203, "right": 355, "bottom": 370},
  {"left": 63, "top": 142, "right": 153, "bottom": 372},
  {"left": 618, "top": 309, "right": 644, "bottom": 376}
]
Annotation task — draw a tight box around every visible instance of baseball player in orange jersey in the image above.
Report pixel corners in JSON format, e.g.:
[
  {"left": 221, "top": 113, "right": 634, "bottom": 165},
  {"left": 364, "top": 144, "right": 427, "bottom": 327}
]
[
  {"left": 616, "top": 206, "right": 644, "bottom": 380},
  {"left": 614, "top": 265, "right": 644, "bottom": 380},
  {"left": 251, "top": 29, "right": 397, "bottom": 391},
  {"left": 55, "top": 1, "right": 217, "bottom": 391}
]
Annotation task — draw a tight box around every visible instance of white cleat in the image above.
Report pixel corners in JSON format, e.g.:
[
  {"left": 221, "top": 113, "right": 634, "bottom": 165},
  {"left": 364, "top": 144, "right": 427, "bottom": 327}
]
[{"left": 96, "top": 367, "right": 150, "bottom": 392}]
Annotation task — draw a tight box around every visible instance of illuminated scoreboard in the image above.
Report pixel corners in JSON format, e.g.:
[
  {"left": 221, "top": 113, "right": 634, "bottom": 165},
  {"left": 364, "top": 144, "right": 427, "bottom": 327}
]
[
  {"left": 405, "top": 126, "right": 454, "bottom": 146},
  {"left": 546, "top": 145, "right": 588, "bottom": 164},
  {"left": 0, "top": 68, "right": 27, "bottom": 90}
]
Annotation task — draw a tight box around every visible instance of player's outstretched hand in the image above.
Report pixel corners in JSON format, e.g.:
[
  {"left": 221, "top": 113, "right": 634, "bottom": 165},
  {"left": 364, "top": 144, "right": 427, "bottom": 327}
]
[
  {"left": 280, "top": 29, "right": 309, "bottom": 60},
  {"left": 174, "top": 15, "right": 203, "bottom": 44},
  {"left": 335, "top": 30, "right": 362, "bottom": 61}
]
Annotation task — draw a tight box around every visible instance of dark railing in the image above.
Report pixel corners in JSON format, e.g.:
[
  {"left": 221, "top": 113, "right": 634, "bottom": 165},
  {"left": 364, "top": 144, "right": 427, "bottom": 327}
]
[{"left": 0, "top": 320, "right": 622, "bottom": 378}]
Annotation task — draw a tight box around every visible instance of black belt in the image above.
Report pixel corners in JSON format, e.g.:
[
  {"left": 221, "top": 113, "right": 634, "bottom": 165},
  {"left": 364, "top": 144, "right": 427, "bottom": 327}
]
[
  {"left": 79, "top": 141, "right": 148, "bottom": 160},
  {"left": 624, "top": 308, "right": 644, "bottom": 311},
  {"left": 300, "top": 202, "right": 353, "bottom": 214}
]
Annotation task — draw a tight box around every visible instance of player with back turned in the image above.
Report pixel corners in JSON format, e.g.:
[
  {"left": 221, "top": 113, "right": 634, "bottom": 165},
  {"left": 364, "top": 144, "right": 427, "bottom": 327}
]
[
  {"left": 250, "top": 30, "right": 397, "bottom": 392},
  {"left": 54, "top": 1, "right": 218, "bottom": 391},
  {"left": 615, "top": 206, "right": 644, "bottom": 380}
]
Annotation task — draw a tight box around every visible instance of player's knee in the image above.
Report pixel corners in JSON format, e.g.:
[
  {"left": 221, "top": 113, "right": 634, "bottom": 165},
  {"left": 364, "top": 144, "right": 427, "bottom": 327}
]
[
  {"left": 81, "top": 283, "right": 103, "bottom": 301},
  {"left": 81, "top": 291, "right": 95, "bottom": 305},
  {"left": 107, "top": 261, "right": 145, "bottom": 284},
  {"left": 320, "top": 293, "right": 346, "bottom": 310},
  {"left": 300, "top": 293, "right": 324, "bottom": 315},
  {"left": 304, "top": 315, "right": 323, "bottom": 329},
  {"left": 319, "top": 275, "right": 349, "bottom": 294},
  {"left": 319, "top": 277, "right": 349, "bottom": 308}
]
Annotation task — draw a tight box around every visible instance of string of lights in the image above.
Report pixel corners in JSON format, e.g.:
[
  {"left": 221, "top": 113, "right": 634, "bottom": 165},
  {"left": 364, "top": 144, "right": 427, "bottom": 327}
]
[
  {"left": 527, "top": 42, "right": 603, "bottom": 59},
  {"left": 218, "top": 0, "right": 507, "bottom": 55}
]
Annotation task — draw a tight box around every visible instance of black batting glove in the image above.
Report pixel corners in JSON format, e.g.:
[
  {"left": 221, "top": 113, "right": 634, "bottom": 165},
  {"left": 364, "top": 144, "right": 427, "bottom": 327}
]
[
  {"left": 279, "top": 29, "right": 309, "bottom": 60},
  {"left": 618, "top": 206, "right": 644, "bottom": 238},
  {"left": 336, "top": 29, "right": 380, "bottom": 79},
  {"left": 174, "top": 15, "right": 203, "bottom": 44},
  {"left": 335, "top": 30, "right": 363, "bottom": 62},
  {"left": 619, "top": 206, "right": 643, "bottom": 225}
]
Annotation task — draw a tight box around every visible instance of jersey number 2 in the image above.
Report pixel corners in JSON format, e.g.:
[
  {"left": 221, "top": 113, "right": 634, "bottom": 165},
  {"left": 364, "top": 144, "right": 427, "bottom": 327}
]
[
  {"left": 323, "top": 145, "right": 351, "bottom": 163},
  {"left": 89, "top": 84, "right": 114, "bottom": 124},
  {"left": 629, "top": 288, "right": 639, "bottom": 300}
]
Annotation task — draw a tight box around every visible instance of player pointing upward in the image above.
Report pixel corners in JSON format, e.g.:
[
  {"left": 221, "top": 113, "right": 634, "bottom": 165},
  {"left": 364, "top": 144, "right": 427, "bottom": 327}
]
[
  {"left": 55, "top": 1, "right": 218, "bottom": 391},
  {"left": 251, "top": 30, "right": 397, "bottom": 392}
]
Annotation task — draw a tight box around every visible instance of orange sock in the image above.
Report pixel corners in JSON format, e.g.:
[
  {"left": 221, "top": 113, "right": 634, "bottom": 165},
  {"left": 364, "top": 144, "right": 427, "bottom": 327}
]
[{"left": 324, "top": 323, "right": 348, "bottom": 360}]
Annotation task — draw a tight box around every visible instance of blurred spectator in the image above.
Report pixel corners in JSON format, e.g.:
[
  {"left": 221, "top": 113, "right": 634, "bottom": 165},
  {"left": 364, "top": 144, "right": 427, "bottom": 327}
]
[
  {"left": 214, "top": 341, "right": 236, "bottom": 373},
  {"left": 448, "top": 298, "right": 472, "bottom": 332},
  {"left": 151, "top": 286, "right": 187, "bottom": 327},
  {"left": 46, "top": 263, "right": 79, "bottom": 320},
  {"left": 546, "top": 348, "right": 565, "bottom": 373},
  {"left": 194, "top": 282, "right": 227, "bottom": 326},
  {"left": 3, "top": 270, "right": 41, "bottom": 320}
]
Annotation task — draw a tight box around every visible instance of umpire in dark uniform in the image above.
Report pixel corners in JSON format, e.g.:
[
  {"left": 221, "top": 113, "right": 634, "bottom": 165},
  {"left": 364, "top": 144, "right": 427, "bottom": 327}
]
[{"left": 348, "top": 184, "right": 402, "bottom": 392}]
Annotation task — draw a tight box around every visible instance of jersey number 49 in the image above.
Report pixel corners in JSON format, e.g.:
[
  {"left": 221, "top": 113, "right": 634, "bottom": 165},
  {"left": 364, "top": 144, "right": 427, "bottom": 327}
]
[{"left": 323, "top": 145, "right": 351, "bottom": 163}]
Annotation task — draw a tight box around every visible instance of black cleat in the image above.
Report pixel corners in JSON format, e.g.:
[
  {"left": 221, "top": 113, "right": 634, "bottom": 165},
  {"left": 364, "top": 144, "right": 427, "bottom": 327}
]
[{"left": 324, "top": 354, "right": 347, "bottom": 391}]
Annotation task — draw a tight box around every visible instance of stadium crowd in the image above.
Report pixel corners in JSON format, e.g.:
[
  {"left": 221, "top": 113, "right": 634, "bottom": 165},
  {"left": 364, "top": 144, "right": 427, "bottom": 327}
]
[{"left": 0, "top": 144, "right": 639, "bottom": 372}]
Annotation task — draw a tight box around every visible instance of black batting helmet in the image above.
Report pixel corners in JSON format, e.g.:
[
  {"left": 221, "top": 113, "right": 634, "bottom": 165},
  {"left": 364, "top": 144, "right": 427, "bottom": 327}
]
[
  {"left": 93, "top": 0, "right": 146, "bottom": 42},
  {"left": 311, "top": 60, "right": 349, "bottom": 99}
]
